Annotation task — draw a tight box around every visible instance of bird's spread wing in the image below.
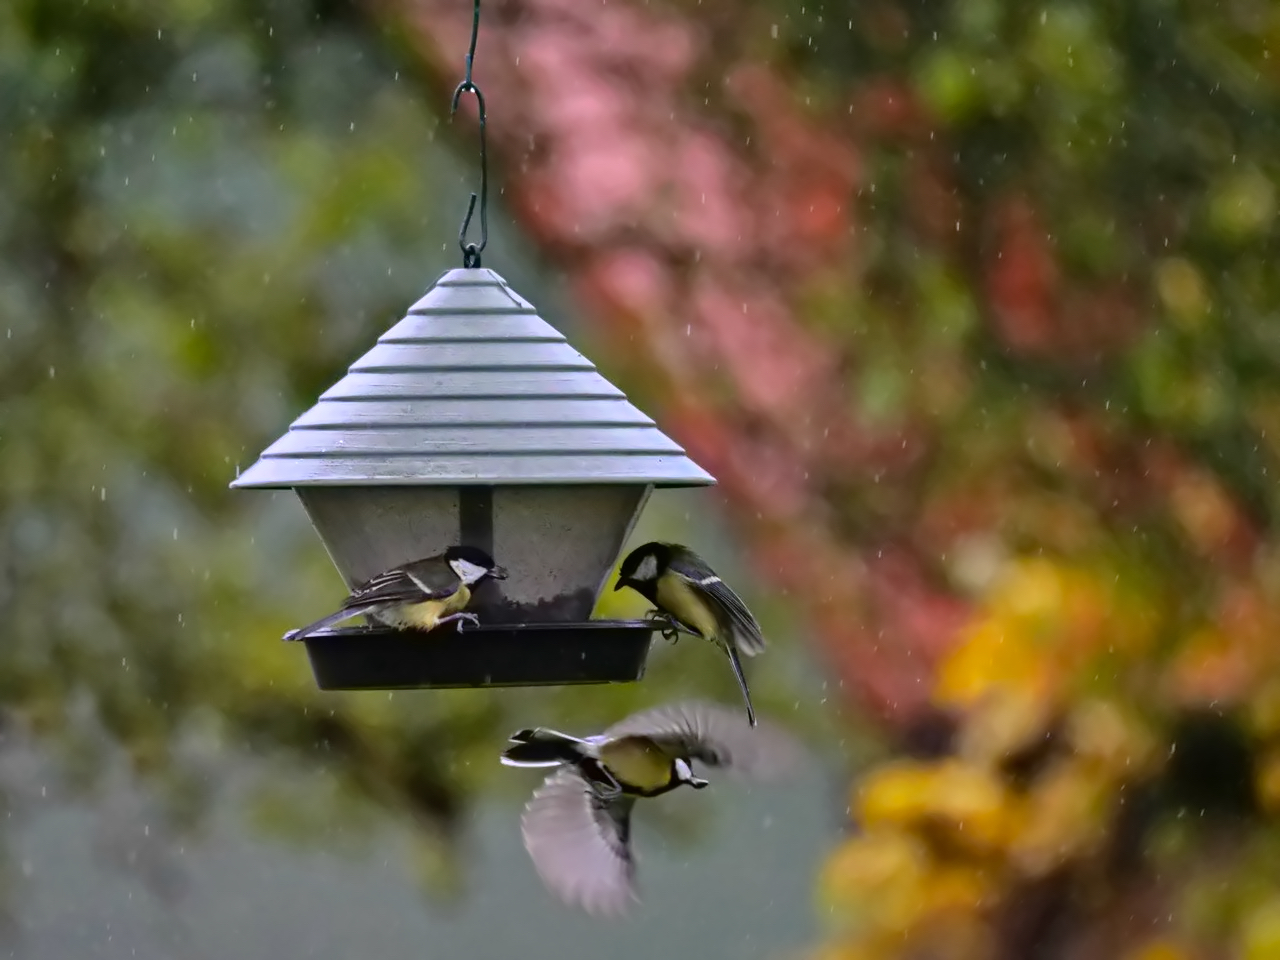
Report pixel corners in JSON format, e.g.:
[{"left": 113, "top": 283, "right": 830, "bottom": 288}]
[
  {"left": 344, "top": 558, "right": 457, "bottom": 609},
  {"left": 666, "top": 552, "right": 767, "bottom": 657},
  {"left": 604, "top": 700, "right": 800, "bottom": 781},
  {"left": 520, "top": 769, "right": 638, "bottom": 917}
]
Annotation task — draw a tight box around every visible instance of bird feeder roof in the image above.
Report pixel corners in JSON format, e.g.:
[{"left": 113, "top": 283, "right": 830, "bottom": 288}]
[{"left": 231, "top": 268, "right": 715, "bottom": 489}]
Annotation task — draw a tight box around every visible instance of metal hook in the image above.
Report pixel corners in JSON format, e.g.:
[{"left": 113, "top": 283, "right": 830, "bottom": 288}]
[{"left": 451, "top": 0, "right": 488, "bottom": 269}]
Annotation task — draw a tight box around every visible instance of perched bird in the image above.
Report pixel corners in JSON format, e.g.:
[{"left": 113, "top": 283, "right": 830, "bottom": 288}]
[
  {"left": 285, "top": 545, "right": 507, "bottom": 641},
  {"left": 614, "top": 541, "right": 767, "bottom": 726},
  {"left": 501, "top": 700, "right": 800, "bottom": 916}
]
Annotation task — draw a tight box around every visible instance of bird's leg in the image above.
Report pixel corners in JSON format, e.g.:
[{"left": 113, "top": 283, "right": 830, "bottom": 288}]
[
  {"left": 644, "top": 610, "right": 684, "bottom": 645},
  {"left": 438, "top": 612, "right": 482, "bottom": 633},
  {"left": 591, "top": 766, "right": 625, "bottom": 801}
]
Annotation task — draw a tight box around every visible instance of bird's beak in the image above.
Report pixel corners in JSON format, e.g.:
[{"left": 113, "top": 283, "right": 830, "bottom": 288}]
[
  {"left": 690, "top": 776, "right": 710, "bottom": 790},
  {"left": 490, "top": 565, "right": 509, "bottom": 581}
]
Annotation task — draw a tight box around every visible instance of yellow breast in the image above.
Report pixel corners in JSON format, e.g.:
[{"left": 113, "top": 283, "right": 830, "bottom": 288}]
[
  {"left": 655, "top": 575, "right": 720, "bottom": 641},
  {"left": 600, "top": 738, "right": 675, "bottom": 794},
  {"left": 385, "top": 584, "right": 470, "bottom": 631}
]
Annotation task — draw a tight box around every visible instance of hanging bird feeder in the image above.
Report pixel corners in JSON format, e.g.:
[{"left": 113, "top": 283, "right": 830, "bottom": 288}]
[
  {"left": 231, "top": 265, "right": 714, "bottom": 689},
  {"left": 230, "top": 0, "right": 714, "bottom": 689}
]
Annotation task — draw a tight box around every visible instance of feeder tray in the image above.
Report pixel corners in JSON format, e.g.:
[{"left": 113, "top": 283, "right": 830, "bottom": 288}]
[
  {"left": 232, "top": 267, "right": 716, "bottom": 689},
  {"left": 290, "top": 620, "right": 656, "bottom": 690}
]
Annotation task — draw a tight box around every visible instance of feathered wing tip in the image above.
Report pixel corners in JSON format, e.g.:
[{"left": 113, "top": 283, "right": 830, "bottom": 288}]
[
  {"left": 284, "top": 605, "right": 367, "bottom": 641},
  {"left": 684, "top": 564, "right": 767, "bottom": 657},
  {"left": 605, "top": 700, "right": 805, "bottom": 782},
  {"left": 718, "top": 583, "right": 766, "bottom": 657},
  {"left": 520, "top": 770, "right": 638, "bottom": 918},
  {"left": 722, "top": 643, "right": 757, "bottom": 727}
]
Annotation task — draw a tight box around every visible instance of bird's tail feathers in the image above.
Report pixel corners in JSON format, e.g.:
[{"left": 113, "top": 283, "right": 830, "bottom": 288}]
[
  {"left": 722, "top": 643, "right": 758, "bottom": 727},
  {"left": 500, "top": 729, "right": 592, "bottom": 768},
  {"left": 285, "top": 604, "right": 374, "bottom": 641}
]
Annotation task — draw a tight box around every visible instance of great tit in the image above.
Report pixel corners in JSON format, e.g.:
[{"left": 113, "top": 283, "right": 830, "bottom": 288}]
[
  {"left": 285, "top": 545, "right": 507, "bottom": 641},
  {"left": 500, "top": 700, "right": 799, "bottom": 916},
  {"left": 614, "top": 541, "right": 767, "bottom": 726}
]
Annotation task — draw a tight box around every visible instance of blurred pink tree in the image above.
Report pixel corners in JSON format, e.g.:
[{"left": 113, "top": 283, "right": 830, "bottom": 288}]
[{"left": 382, "top": 0, "right": 1280, "bottom": 956}]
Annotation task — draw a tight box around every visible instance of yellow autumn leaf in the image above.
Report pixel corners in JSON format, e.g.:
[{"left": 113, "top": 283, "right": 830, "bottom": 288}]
[
  {"left": 1254, "top": 749, "right": 1280, "bottom": 815},
  {"left": 1067, "top": 698, "right": 1159, "bottom": 778},
  {"left": 1166, "top": 626, "right": 1251, "bottom": 706},
  {"left": 818, "top": 827, "right": 997, "bottom": 943},
  {"left": 1248, "top": 678, "right": 1280, "bottom": 741},
  {"left": 1124, "top": 940, "right": 1192, "bottom": 960},
  {"left": 806, "top": 944, "right": 877, "bottom": 960},
  {"left": 955, "top": 686, "right": 1055, "bottom": 767},
  {"left": 857, "top": 758, "right": 1016, "bottom": 855},
  {"left": 818, "top": 828, "right": 933, "bottom": 935},
  {"left": 1242, "top": 897, "right": 1280, "bottom": 960},
  {"left": 1008, "top": 758, "right": 1111, "bottom": 877},
  {"left": 935, "top": 619, "right": 1050, "bottom": 709},
  {"left": 924, "top": 861, "right": 1001, "bottom": 916}
]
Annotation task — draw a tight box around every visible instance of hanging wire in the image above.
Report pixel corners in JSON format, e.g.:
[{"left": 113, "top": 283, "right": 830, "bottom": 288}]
[{"left": 451, "top": 0, "right": 488, "bottom": 268}]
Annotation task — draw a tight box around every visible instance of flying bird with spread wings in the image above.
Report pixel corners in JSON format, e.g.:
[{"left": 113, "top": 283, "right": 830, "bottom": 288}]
[{"left": 500, "top": 700, "right": 802, "bottom": 916}]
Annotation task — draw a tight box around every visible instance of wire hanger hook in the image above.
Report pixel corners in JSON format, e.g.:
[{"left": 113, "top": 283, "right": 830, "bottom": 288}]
[{"left": 451, "top": 0, "right": 488, "bottom": 269}]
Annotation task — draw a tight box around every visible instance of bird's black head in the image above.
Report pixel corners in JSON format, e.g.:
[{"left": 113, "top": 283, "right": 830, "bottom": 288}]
[
  {"left": 614, "top": 541, "right": 671, "bottom": 597},
  {"left": 445, "top": 545, "right": 508, "bottom": 583}
]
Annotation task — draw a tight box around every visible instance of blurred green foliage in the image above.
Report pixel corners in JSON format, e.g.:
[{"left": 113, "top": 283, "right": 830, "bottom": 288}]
[
  {"left": 0, "top": 0, "right": 816, "bottom": 917},
  {"left": 1, "top": 0, "right": 484, "bottom": 887},
  {"left": 10, "top": 0, "right": 1280, "bottom": 952}
]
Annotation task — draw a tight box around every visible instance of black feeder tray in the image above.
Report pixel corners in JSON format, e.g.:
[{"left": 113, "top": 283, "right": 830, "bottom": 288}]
[
  {"left": 231, "top": 268, "right": 716, "bottom": 690},
  {"left": 290, "top": 620, "right": 656, "bottom": 690}
]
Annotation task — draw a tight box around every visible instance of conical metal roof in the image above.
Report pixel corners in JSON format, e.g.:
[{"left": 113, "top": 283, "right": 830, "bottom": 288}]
[{"left": 231, "top": 268, "right": 715, "bottom": 488}]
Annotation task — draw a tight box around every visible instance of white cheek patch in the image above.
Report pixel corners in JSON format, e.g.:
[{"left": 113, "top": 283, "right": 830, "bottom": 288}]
[
  {"left": 673, "top": 758, "right": 693, "bottom": 781},
  {"left": 451, "top": 558, "right": 491, "bottom": 584},
  {"left": 635, "top": 555, "right": 658, "bottom": 581}
]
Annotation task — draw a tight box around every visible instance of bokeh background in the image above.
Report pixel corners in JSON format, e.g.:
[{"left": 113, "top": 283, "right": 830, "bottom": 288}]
[{"left": 4, "top": 1, "right": 1280, "bottom": 958}]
